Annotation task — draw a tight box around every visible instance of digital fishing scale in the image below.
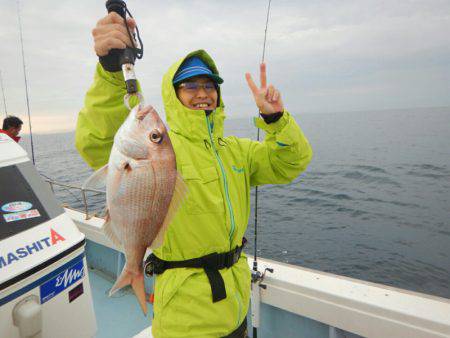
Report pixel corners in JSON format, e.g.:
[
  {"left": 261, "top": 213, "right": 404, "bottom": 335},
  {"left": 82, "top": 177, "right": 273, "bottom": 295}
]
[{"left": 105, "top": 0, "right": 144, "bottom": 110}]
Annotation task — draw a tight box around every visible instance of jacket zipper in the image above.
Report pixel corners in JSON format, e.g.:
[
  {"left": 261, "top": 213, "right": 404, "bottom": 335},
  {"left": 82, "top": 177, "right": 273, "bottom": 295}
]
[
  {"left": 205, "top": 114, "right": 236, "bottom": 244},
  {"left": 206, "top": 115, "right": 243, "bottom": 326}
]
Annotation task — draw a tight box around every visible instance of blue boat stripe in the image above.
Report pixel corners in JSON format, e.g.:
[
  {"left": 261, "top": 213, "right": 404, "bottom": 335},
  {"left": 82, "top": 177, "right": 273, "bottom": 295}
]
[
  {"left": 0, "top": 253, "right": 85, "bottom": 306},
  {"left": 1, "top": 239, "right": 86, "bottom": 292}
]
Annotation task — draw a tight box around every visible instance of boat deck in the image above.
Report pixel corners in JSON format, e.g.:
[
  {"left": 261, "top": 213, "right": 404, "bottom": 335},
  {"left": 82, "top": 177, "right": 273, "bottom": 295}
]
[{"left": 89, "top": 267, "right": 152, "bottom": 338}]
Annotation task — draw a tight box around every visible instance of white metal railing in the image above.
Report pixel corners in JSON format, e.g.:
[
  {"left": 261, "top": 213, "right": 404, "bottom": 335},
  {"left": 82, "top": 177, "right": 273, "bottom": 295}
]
[{"left": 45, "top": 178, "right": 105, "bottom": 219}]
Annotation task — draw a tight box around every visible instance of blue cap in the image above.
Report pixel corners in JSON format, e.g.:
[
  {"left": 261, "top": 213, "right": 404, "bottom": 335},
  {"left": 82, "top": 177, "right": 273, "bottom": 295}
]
[{"left": 173, "top": 57, "right": 224, "bottom": 85}]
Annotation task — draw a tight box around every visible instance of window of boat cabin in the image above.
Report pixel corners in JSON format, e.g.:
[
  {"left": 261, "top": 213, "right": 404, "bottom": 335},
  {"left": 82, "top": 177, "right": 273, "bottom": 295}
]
[{"left": 0, "top": 165, "right": 51, "bottom": 240}]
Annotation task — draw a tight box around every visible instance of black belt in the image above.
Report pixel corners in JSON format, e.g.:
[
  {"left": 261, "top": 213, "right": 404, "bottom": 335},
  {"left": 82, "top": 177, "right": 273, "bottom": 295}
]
[{"left": 144, "top": 238, "right": 246, "bottom": 303}]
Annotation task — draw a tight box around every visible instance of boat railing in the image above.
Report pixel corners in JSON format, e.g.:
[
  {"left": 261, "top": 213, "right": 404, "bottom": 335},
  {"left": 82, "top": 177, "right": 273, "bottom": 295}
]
[
  {"left": 44, "top": 178, "right": 105, "bottom": 220},
  {"left": 66, "top": 206, "right": 450, "bottom": 338}
]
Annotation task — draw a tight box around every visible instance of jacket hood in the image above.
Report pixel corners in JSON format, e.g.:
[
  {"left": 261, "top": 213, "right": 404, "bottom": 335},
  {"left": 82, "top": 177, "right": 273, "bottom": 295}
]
[{"left": 162, "top": 50, "right": 225, "bottom": 141}]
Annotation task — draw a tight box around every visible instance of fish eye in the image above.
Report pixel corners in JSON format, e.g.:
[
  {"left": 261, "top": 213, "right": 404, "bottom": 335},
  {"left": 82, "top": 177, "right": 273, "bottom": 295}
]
[{"left": 149, "top": 130, "right": 162, "bottom": 143}]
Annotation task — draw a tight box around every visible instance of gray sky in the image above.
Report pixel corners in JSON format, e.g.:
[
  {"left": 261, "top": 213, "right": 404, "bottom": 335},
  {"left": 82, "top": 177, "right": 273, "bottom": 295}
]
[{"left": 1, "top": 0, "right": 449, "bottom": 133}]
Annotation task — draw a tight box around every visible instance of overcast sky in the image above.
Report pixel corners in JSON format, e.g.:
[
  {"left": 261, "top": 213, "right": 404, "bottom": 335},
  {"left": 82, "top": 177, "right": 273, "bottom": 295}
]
[{"left": 1, "top": 0, "right": 449, "bottom": 134}]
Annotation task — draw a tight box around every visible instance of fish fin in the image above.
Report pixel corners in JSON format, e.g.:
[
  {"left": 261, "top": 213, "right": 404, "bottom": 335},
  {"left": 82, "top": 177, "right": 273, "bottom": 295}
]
[
  {"left": 102, "top": 210, "right": 123, "bottom": 249},
  {"left": 82, "top": 163, "right": 108, "bottom": 191},
  {"left": 150, "top": 172, "right": 188, "bottom": 249},
  {"left": 109, "top": 267, "right": 147, "bottom": 316}
]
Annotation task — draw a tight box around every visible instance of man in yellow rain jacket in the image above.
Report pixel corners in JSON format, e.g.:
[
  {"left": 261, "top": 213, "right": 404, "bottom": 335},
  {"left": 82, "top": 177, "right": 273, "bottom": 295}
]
[{"left": 76, "top": 12, "right": 312, "bottom": 338}]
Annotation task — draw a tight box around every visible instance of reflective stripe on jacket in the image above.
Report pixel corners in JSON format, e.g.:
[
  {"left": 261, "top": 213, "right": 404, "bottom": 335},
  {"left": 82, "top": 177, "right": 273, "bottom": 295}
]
[{"left": 75, "top": 49, "right": 313, "bottom": 338}]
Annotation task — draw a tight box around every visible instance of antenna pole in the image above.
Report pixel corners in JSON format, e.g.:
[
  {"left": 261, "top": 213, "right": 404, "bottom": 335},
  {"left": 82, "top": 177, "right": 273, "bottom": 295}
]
[{"left": 17, "top": 0, "right": 35, "bottom": 164}]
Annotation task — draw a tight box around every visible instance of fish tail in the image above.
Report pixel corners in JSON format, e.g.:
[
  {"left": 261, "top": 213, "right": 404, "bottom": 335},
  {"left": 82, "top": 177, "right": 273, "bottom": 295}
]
[{"left": 109, "top": 266, "right": 147, "bottom": 316}]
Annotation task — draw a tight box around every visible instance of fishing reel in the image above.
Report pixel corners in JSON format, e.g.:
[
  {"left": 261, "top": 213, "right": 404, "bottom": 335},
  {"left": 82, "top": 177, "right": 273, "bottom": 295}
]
[
  {"left": 251, "top": 264, "right": 274, "bottom": 289},
  {"left": 104, "top": 0, "right": 144, "bottom": 109},
  {"left": 251, "top": 262, "right": 273, "bottom": 338}
]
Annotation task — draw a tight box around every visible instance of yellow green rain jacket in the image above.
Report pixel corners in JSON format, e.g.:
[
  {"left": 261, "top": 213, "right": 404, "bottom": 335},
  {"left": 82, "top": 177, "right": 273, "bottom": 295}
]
[{"left": 76, "top": 50, "right": 313, "bottom": 337}]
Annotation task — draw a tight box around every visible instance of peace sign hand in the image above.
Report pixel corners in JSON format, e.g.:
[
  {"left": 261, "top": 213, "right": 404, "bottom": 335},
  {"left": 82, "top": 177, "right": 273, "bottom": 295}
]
[{"left": 245, "top": 63, "right": 284, "bottom": 115}]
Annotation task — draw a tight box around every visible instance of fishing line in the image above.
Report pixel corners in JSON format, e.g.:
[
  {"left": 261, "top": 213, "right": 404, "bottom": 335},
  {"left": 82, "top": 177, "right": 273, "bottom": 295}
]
[
  {"left": 17, "top": 0, "right": 35, "bottom": 165},
  {"left": 0, "top": 70, "right": 8, "bottom": 117},
  {"left": 253, "top": 0, "right": 272, "bottom": 273}
]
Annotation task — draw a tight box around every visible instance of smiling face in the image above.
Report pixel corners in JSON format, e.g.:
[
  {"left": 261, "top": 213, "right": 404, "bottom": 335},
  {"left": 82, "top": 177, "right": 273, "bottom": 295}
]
[{"left": 175, "top": 76, "right": 218, "bottom": 111}]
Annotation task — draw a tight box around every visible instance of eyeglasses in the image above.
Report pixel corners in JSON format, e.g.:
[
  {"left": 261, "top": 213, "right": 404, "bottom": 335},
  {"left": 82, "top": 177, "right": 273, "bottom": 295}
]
[{"left": 178, "top": 81, "right": 217, "bottom": 93}]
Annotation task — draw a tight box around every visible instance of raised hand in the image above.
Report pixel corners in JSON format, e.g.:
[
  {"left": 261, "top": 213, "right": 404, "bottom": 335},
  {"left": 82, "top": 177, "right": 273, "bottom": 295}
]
[
  {"left": 245, "top": 63, "right": 284, "bottom": 115},
  {"left": 92, "top": 12, "right": 136, "bottom": 57}
]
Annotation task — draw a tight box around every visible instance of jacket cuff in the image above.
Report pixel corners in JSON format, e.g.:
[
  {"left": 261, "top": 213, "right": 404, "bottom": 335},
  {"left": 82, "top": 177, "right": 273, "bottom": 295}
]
[
  {"left": 253, "top": 110, "right": 290, "bottom": 134},
  {"left": 260, "top": 111, "right": 283, "bottom": 124},
  {"left": 99, "top": 54, "right": 122, "bottom": 72}
]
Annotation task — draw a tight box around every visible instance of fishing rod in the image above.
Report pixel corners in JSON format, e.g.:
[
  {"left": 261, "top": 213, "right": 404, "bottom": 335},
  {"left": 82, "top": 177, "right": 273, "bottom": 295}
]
[
  {"left": 0, "top": 70, "right": 7, "bottom": 117},
  {"left": 17, "top": 0, "right": 35, "bottom": 164},
  {"left": 105, "top": 0, "right": 144, "bottom": 110},
  {"left": 251, "top": 1, "right": 274, "bottom": 337}
]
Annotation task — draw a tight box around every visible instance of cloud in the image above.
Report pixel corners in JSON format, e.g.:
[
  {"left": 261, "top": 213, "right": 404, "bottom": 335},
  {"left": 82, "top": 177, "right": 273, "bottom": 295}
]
[
  {"left": 20, "top": 112, "right": 78, "bottom": 135},
  {"left": 1, "top": 0, "right": 449, "bottom": 133}
]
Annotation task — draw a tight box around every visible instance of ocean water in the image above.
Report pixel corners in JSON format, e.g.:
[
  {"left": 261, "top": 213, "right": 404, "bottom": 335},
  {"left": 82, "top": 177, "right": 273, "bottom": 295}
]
[{"left": 20, "top": 107, "right": 450, "bottom": 299}]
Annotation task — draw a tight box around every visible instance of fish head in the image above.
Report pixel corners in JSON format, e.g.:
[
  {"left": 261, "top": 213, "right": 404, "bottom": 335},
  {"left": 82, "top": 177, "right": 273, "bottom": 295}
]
[{"left": 114, "top": 105, "right": 173, "bottom": 161}]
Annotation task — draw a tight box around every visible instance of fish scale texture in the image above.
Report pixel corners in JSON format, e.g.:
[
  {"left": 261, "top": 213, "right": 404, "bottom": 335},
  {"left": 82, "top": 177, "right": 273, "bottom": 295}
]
[{"left": 111, "top": 169, "right": 175, "bottom": 252}]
